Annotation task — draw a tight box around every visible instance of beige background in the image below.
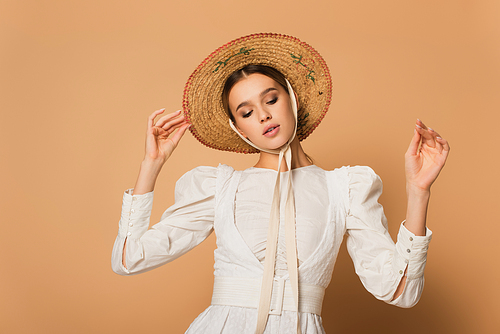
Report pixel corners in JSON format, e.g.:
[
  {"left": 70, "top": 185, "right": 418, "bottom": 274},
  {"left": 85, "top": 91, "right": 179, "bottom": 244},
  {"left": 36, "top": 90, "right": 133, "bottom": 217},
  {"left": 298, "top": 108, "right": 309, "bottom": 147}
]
[{"left": 1, "top": 0, "right": 499, "bottom": 333}]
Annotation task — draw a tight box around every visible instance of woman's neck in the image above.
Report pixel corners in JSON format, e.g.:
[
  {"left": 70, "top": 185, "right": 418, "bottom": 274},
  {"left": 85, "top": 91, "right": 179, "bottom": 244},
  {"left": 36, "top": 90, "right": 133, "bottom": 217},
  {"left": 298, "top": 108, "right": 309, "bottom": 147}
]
[{"left": 253, "top": 137, "right": 312, "bottom": 171}]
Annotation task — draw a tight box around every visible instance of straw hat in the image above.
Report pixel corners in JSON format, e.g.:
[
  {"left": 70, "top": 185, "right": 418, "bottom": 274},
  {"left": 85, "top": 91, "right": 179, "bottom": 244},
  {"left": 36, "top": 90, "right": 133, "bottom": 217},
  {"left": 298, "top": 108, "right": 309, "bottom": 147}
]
[{"left": 182, "top": 32, "right": 332, "bottom": 154}]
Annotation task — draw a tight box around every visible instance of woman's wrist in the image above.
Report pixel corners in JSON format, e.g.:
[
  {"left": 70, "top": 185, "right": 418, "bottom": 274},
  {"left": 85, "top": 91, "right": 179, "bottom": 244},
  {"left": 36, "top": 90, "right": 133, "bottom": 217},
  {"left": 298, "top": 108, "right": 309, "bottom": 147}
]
[
  {"left": 404, "top": 184, "right": 430, "bottom": 236},
  {"left": 142, "top": 156, "right": 166, "bottom": 169},
  {"left": 132, "top": 158, "right": 165, "bottom": 195},
  {"left": 406, "top": 183, "right": 431, "bottom": 198}
]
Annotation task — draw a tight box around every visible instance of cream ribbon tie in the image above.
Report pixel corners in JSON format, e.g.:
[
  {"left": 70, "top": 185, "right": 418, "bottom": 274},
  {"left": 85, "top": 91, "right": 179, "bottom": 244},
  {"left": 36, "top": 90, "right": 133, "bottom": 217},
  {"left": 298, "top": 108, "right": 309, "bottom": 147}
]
[{"left": 229, "top": 80, "right": 302, "bottom": 334}]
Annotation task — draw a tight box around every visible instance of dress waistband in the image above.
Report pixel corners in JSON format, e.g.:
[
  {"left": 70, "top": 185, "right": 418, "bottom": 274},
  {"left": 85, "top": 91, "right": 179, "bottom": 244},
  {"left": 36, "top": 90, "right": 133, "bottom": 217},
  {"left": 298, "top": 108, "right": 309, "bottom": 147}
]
[{"left": 211, "top": 276, "right": 325, "bottom": 316}]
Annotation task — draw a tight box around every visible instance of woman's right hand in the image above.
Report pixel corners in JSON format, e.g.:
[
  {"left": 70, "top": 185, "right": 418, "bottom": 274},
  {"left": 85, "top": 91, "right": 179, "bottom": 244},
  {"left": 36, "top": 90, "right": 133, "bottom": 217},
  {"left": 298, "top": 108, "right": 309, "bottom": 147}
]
[
  {"left": 131, "top": 109, "right": 189, "bottom": 196},
  {"left": 144, "top": 108, "right": 190, "bottom": 164}
]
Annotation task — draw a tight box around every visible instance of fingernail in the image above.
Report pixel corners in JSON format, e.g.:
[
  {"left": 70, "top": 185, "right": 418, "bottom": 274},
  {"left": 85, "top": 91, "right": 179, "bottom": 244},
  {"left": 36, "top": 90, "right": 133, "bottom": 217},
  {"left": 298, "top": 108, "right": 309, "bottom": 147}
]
[
  {"left": 417, "top": 118, "right": 421, "bottom": 122},
  {"left": 428, "top": 127, "right": 434, "bottom": 132},
  {"left": 416, "top": 124, "right": 422, "bottom": 129},
  {"left": 437, "top": 136, "right": 442, "bottom": 140}
]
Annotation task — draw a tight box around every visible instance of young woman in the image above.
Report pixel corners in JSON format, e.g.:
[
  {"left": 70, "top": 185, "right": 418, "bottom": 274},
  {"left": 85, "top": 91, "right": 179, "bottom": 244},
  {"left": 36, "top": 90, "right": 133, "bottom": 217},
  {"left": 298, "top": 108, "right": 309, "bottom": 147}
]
[{"left": 112, "top": 33, "right": 449, "bottom": 334}]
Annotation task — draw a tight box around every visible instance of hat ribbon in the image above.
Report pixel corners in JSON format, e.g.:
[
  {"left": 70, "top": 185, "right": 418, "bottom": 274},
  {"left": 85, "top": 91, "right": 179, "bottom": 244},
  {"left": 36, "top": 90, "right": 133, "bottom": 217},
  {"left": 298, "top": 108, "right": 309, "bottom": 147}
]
[{"left": 229, "top": 80, "right": 302, "bottom": 334}]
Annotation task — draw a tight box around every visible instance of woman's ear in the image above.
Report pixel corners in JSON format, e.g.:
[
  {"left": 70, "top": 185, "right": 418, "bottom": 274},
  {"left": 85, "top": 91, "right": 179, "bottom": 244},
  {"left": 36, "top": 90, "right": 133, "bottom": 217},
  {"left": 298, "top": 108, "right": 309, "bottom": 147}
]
[{"left": 234, "top": 122, "right": 248, "bottom": 139}]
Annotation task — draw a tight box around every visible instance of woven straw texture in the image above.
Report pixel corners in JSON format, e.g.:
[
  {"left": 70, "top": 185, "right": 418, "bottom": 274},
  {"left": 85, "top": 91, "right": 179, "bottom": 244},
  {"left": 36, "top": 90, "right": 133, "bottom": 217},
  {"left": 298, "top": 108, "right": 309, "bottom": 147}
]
[{"left": 183, "top": 33, "right": 332, "bottom": 154}]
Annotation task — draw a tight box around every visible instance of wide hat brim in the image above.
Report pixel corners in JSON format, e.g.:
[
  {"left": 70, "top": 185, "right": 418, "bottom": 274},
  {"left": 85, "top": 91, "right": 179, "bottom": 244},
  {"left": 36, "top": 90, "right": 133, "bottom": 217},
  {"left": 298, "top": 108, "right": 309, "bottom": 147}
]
[{"left": 183, "top": 33, "right": 333, "bottom": 154}]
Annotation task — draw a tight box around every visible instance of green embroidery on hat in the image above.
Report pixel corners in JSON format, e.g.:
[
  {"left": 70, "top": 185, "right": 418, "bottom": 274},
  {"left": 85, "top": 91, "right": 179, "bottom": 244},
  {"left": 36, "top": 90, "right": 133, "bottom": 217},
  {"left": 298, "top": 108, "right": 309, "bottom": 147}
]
[
  {"left": 290, "top": 53, "right": 316, "bottom": 84},
  {"left": 291, "top": 53, "right": 306, "bottom": 67},
  {"left": 306, "top": 70, "right": 316, "bottom": 83},
  {"left": 213, "top": 47, "right": 255, "bottom": 73}
]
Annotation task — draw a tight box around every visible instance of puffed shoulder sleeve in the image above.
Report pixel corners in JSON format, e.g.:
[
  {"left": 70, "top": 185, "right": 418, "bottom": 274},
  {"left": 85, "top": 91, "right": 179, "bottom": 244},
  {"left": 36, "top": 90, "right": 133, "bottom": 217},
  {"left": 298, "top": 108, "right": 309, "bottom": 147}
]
[
  {"left": 345, "top": 166, "right": 432, "bottom": 308},
  {"left": 111, "top": 166, "right": 217, "bottom": 275}
]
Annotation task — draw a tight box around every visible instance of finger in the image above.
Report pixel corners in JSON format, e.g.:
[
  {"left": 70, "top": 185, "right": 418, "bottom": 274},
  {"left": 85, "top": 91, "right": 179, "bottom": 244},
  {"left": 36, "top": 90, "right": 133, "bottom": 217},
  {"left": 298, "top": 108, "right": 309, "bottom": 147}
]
[
  {"left": 427, "top": 127, "right": 444, "bottom": 153},
  {"left": 416, "top": 118, "right": 428, "bottom": 130},
  {"left": 416, "top": 119, "right": 438, "bottom": 147},
  {"left": 148, "top": 108, "right": 166, "bottom": 129},
  {"left": 169, "top": 123, "right": 191, "bottom": 147},
  {"left": 151, "top": 120, "right": 185, "bottom": 138},
  {"left": 436, "top": 136, "right": 450, "bottom": 153},
  {"left": 151, "top": 125, "right": 167, "bottom": 137},
  {"left": 157, "top": 119, "right": 187, "bottom": 139},
  {"left": 415, "top": 123, "right": 436, "bottom": 148},
  {"left": 162, "top": 119, "right": 189, "bottom": 137},
  {"left": 154, "top": 110, "right": 183, "bottom": 127},
  {"left": 159, "top": 114, "right": 186, "bottom": 130},
  {"left": 406, "top": 128, "right": 421, "bottom": 156}
]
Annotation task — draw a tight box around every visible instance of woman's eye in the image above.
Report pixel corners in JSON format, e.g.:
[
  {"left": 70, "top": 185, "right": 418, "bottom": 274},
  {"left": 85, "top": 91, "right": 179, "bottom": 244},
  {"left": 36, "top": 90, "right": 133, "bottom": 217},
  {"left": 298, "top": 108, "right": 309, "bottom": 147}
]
[
  {"left": 267, "top": 98, "right": 278, "bottom": 105},
  {"left": 242, "top": 110, "right": 253, "bottom": 118}
]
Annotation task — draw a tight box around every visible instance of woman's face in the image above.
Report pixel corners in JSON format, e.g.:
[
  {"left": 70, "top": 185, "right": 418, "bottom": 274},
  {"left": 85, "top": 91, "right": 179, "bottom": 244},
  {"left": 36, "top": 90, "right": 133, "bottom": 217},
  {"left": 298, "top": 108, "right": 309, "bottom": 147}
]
[{"left": 228, "top": 73, "right": 296, "bottom": 151}]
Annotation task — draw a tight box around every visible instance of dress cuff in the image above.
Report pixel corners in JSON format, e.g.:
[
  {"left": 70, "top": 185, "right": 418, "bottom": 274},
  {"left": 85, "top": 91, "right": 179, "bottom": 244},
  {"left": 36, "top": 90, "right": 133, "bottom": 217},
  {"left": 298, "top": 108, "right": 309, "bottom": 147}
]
[
  {"left": 395, "top": 221, "right": 432, "bottom": 279},
  {"left": 118, "top": 188, "right": 154, "bottom": 239}
]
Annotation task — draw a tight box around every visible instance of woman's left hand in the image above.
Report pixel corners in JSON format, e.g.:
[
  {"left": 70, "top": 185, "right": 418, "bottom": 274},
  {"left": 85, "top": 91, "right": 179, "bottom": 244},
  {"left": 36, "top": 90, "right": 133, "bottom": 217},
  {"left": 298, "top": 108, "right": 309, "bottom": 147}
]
[{"left": 405, "top": 119, "right": 450, "bottom": 191}]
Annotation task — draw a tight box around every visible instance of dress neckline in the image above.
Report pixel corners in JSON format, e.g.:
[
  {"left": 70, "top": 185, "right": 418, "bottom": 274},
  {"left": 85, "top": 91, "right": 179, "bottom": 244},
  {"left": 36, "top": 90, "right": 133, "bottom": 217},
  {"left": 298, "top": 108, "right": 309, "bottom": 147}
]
[
  {"left": 223, "top": 165, "right": 331, "bottom": 280},
  {"left": 245, "top": 164, "right": 319, "bottom": 173}
]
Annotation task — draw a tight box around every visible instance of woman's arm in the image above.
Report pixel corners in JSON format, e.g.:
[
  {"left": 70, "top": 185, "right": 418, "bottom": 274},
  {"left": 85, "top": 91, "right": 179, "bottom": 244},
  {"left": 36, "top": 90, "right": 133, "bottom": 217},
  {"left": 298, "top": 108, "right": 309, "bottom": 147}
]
[
  {"left": 392, "top": 119, "right": 450, "bottom": 299},
  {"left": 112, "top": 166, "right": 216, "bottom": 275},
  {"left": 122, "top": 108, "right": 190, "bottom": 268}
]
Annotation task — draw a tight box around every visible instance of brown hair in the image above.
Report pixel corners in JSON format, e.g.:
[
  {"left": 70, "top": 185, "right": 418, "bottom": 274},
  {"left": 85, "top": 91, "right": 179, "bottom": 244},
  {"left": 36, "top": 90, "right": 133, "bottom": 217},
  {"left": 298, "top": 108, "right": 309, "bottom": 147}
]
[{"left": 221, "top": 65, "right": 289, "bottom": 123}]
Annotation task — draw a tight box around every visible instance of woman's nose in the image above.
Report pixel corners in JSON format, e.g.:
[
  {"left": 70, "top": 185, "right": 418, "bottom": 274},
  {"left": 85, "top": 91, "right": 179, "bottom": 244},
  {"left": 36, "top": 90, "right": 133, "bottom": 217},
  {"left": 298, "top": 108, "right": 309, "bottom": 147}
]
[{"left": 259, "top": 112, "right": 272, "bottom": 123}]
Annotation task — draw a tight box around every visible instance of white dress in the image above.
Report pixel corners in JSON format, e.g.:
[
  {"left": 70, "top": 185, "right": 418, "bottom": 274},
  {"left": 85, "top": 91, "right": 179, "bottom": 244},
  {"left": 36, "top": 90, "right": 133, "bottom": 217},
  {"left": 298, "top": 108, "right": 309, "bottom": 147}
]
[{"left": 111, "top": 164, "right": 432, "bottom": 333}]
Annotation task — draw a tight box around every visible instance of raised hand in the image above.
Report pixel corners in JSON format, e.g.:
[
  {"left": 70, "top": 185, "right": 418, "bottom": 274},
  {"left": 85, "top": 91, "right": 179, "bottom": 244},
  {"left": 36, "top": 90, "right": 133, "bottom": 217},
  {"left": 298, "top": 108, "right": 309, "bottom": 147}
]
[
  {"left": 131, "top": 109, "right": 190, "bottom": 195},
  {"left": 405, "top": 119, "right": 450, "bottom": 191},
  {"left": 144, "top": 108, "right": 190, "bottom": 164}
]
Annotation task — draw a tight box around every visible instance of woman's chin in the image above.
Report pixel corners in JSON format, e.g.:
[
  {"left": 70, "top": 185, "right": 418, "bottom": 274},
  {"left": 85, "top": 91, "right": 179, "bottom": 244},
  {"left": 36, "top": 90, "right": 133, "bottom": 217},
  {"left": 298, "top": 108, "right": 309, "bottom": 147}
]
[
  {"left": 258, "top": 139, "right": 290, "bottom": 151},
  {"left": 248, "top": 131, "right": 295, "bottom": 151}
]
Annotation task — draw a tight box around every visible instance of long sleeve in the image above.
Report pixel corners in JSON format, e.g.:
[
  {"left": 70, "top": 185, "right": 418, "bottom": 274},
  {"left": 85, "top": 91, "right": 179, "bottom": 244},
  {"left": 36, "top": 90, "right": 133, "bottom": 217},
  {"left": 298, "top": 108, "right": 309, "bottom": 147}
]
[
  {"left": 111, "top": 166, "right": 217, "bottom": 275},
  {"left": 345, "top": 166, "right": 432, "bottom": 308}
]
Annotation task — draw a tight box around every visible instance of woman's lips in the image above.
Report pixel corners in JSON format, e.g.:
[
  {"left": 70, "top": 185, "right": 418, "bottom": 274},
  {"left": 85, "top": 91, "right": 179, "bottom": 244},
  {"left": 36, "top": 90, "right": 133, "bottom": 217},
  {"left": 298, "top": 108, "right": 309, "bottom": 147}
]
[{"left": 263, "top": 124, "right": 280, "bottom": 137}]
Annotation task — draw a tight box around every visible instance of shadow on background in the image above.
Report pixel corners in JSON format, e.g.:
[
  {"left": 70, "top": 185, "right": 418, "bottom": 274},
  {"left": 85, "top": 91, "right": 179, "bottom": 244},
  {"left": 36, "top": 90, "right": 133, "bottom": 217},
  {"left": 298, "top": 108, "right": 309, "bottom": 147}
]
[{"left": 322, "top": 239, "right": 466, "bottom": 334}]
